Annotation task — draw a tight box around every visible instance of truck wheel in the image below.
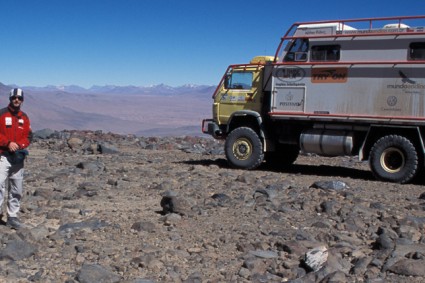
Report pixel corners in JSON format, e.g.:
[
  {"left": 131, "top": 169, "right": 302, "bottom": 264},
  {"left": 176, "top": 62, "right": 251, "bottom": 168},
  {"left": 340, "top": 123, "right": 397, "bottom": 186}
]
[
  {"left": 369, "top": 135, "right": 419, "bottom": 183},
  {"left": 265, "top": 145, "right": 299, "bottom": 168},
  {"left": 225, "top": 127, "right": 264, "bottom": 169}
]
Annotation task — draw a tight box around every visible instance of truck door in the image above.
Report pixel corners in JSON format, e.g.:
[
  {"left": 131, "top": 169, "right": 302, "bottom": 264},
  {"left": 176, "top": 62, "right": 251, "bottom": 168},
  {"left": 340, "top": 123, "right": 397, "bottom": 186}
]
[
  {"left": 215, "top": 67, "right": 262, "bottom": 125},
  {"left": 270, "top": 38, "right": 308, "bottom": 114},
  {"left": 271, "top": 64, "right": 307, "bottom": 114}
]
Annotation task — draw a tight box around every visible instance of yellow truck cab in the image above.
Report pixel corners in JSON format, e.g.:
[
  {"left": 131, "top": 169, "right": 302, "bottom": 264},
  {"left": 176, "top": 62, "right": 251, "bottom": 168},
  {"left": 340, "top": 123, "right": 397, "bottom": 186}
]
[{"left": 212, "top": 56, "right": 273, "bottom": 126}]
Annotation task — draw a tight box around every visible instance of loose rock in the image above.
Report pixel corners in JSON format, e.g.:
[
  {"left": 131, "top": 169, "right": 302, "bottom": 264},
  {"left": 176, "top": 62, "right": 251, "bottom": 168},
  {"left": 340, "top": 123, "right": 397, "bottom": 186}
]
[{"left": 0, "top": 129, "right": 422, "bottom": 282}]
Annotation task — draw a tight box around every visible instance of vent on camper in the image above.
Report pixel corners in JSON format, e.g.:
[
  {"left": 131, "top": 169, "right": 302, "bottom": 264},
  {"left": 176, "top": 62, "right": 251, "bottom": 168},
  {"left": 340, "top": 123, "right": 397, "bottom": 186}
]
[{"left": 383, "top": 23, "right": 410, "bottom": 29}]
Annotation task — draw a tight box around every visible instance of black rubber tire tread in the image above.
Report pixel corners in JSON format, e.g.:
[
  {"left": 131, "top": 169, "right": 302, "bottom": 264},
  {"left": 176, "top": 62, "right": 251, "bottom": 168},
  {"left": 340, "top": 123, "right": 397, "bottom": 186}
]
[
  {"left": 369, "top": 135, "right": 419, "bottom": 184},
  {"left": 265, "top": 144, "right": 299, "bottom": 168},
  {"left": 225, "top": 127, "right": 264, "bottom": 169}
]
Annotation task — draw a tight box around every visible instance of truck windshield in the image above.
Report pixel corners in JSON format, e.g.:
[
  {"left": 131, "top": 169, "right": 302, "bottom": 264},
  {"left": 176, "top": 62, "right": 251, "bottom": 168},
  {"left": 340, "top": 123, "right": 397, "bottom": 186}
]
[{"left": 225, "top": 72, "right": 253, "bottom": 90}]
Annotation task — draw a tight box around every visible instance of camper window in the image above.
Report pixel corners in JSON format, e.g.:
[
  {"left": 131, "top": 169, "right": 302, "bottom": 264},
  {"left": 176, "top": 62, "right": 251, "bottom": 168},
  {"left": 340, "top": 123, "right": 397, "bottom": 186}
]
[
  {"left": 284, "top": 38, "right": 309, "bottom": 62},
  {"left": 409, "top": 42, "right": 425, "bottom": 60},
  {"left": 311, "top": 45, "right": 340, "bottom": 61}
]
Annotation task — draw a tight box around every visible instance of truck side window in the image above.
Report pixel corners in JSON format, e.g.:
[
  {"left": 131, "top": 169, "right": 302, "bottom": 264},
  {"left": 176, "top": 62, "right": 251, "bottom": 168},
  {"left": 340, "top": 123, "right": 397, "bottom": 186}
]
[
  {"left": 409, "top": 42, "right": 425, "bottom": 60},
  {"left": 311, "top": 45, "right": 340, "bottom": 61},
  {"left": 226, "top": 72, "right": 253, "bottom": 90},
  {"left": 283, "top": 38, "right": 309, "bottom": 62}
]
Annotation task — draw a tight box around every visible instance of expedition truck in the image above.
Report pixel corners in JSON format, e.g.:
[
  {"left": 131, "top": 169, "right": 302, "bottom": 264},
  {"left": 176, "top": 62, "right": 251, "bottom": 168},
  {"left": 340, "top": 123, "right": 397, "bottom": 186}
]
[{"left": 202, "top": 15, "right": 425, "bottom": 184}]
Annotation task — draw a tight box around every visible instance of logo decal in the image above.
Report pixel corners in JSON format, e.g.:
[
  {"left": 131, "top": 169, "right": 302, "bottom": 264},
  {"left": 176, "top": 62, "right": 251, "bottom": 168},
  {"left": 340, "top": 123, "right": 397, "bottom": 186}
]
[
  {"left": 5, "top": 117, "right": 12, "bottom": 126},
  {"left": 399, "top": 71, "right": 416, "bottom": 84},
  {"left": 311, "top": 68, "right": 348, "bottom": 83},
  {"left": 387, "top": 70, "right": 424, "bottom": 95},
  {"left": 275, "top": 67, "right": 306, "bottom": 82},
  {"left": 387, "top": 96, "right": 398, "bottom": 107},
  {"left": 286, "top": 93, "right": 294, "bottom": 101}
]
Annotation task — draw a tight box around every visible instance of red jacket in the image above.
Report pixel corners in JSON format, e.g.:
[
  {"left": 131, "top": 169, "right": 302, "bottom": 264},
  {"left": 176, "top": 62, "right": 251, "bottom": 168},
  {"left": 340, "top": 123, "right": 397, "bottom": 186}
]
[{"left": 0, "top": 106, "right": 31, "bottom": 154}]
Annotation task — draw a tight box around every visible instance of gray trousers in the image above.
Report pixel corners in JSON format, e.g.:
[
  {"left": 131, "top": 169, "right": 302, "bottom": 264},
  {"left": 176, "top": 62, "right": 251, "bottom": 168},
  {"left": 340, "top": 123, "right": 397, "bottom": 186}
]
[{"left": 0, "top": 156, "right": 24, "bottom": 218}]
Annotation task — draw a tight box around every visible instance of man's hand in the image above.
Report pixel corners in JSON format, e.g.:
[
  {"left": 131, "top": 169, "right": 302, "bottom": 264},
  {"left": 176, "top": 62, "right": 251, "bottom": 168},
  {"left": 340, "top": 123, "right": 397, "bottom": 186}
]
[{"left": 8, "top": 142, "right": 20, "bottom": 152}]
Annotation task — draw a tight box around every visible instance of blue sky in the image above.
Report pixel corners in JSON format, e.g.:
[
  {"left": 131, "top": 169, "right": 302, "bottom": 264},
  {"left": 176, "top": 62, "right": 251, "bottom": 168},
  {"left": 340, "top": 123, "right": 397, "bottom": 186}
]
[{"left": 0, "top": 0, "right": 424, "bottom": 88}]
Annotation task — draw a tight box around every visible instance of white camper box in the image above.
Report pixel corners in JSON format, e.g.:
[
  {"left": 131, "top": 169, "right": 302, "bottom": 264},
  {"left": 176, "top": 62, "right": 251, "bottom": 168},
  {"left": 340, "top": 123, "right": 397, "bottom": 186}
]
[
  {"left": 270, "top": 19, "right": 425, "bottom": 120},
  {"left": 268, "top": 17, "right": 425, "bottom": 181}
]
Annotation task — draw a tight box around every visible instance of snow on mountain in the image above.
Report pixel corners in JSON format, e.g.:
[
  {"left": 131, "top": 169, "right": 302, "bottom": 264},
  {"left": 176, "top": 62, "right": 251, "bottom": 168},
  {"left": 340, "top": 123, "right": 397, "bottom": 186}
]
[{"left": 17, "top": 83, "right": 215, "bottom": 96}]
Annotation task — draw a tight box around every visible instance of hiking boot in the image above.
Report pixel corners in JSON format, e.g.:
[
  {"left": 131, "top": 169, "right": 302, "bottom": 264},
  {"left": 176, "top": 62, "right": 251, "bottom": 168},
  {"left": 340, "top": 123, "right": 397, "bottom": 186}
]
[{"left": 6, "top": 217, "right": 24, "bottom": 230}]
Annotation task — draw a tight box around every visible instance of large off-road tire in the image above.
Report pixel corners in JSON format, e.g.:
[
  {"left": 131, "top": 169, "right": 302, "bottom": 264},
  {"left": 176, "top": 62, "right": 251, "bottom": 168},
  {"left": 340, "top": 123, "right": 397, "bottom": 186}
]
[
  {"left": 225, "top": 127, "right": 264, "bottom": 169},
  {"left": 369, "top": 135, "right": 419, "bottom": 183},
  {"left": 265, "top": 144, "right": 299, "bottom": 168}
]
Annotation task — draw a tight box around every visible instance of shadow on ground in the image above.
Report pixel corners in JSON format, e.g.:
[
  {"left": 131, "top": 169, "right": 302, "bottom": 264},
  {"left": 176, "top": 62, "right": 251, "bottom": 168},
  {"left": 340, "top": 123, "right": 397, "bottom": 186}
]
[{"left": 179, "top": 158, "right": 376, "bottom": 181}]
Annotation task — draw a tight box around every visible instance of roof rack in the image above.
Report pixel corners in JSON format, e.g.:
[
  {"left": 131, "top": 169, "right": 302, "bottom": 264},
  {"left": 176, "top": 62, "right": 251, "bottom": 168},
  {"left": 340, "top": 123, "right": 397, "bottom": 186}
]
[{"left": 274, "top": 15, "right": 425, "bottom": 61}]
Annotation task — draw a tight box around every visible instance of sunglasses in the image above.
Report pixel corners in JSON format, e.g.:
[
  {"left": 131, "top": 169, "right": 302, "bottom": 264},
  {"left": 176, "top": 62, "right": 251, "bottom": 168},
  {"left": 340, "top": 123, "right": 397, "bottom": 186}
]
[{"left": 11, "top": 96, "right": 23, "bottom": 101}]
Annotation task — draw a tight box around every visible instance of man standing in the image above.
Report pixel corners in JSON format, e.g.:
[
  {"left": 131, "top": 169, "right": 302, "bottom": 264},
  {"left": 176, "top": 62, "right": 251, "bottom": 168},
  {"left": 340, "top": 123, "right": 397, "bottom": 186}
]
[{"left": 0, "top": 88, "right": 31, "bottom": 229}]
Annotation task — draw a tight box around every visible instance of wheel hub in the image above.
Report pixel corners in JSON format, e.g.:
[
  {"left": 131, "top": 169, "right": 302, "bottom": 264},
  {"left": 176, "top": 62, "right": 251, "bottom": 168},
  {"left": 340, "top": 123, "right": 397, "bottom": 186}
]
[
  {"left": 380, "top": 147, "right": 405, "bottom": 173},
  {"left": 233, "top": 138, "right": 252, "bottom": 160}
]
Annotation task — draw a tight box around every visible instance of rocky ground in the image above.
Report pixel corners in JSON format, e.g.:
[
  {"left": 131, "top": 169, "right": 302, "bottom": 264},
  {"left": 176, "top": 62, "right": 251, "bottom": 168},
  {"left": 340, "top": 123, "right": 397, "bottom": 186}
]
[{"left": 0, "top": 129, "right": 424, "bottom": 282}]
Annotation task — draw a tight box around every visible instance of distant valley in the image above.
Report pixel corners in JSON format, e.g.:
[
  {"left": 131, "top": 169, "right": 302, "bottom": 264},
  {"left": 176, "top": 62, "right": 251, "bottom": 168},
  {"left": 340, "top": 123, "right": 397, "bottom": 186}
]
[{"left": 0, "top": 83, "right": 215, "bottom": 136}]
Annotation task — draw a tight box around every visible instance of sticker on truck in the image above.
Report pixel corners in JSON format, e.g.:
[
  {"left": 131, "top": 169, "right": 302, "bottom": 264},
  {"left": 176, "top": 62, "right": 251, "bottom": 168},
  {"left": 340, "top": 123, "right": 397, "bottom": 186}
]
[
  {"left": 272, "top": 87, "right": 306, "bottom": 112},
  {"left": 311, "top": 68, "right": 348, "bottom": 83}
]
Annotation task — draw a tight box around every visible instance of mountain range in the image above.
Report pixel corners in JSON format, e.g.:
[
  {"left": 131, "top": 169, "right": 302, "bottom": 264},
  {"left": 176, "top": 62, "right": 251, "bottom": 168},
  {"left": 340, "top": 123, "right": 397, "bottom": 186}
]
[
  {"left": 0, "top": 82, "right": 215, "bottom": 136},
  {"left": 21, "top": 83, "right": 214, "bottom": 95}
]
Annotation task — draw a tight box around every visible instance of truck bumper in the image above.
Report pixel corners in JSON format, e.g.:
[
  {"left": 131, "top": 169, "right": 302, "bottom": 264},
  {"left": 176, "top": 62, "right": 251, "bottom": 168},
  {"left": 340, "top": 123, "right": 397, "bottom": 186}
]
[{"left": 202, "top": 119, "right": 223, "bottom": 138}]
